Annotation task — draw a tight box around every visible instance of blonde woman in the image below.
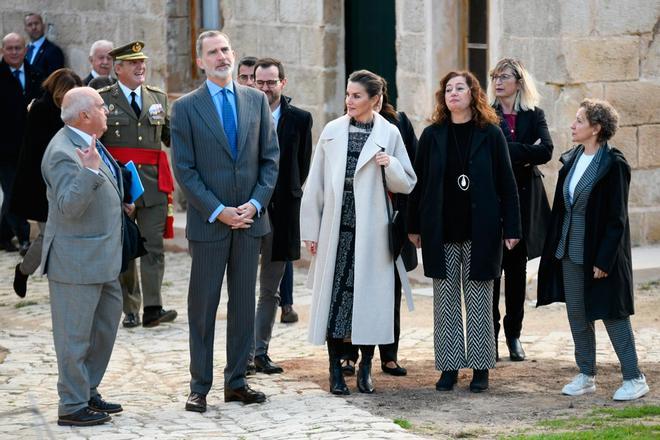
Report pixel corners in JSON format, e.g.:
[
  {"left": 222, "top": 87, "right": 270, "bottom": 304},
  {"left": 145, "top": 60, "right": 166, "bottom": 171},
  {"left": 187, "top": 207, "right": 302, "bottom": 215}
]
[{"left": 487, "top": 58, "right": 553, "bottom": 362}]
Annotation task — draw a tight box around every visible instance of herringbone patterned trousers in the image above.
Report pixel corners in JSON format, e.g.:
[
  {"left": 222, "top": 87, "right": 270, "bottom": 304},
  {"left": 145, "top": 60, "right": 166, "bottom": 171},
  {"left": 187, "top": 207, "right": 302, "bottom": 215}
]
[{"left": 433, "top": 241, "right": 496, "bottom": 371}]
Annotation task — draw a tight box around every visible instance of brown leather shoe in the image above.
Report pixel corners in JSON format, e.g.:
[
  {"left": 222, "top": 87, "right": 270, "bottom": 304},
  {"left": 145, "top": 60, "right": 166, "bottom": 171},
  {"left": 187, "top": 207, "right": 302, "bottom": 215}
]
[
  {"left": 280, "top": 305, "right": 299, "bottom": 323},
  {"left": 185, "top": 392, "right": 207, "bottom": 412},
  {"left": 224, "top": 385, "right": 266, "bottom": 404}
]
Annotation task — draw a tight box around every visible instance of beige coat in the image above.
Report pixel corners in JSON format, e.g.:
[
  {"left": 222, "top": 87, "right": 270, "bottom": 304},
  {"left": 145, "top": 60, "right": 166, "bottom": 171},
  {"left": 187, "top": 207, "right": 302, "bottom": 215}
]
[{"left": 301, "top": 113, "right": 417, "bottom": 345}]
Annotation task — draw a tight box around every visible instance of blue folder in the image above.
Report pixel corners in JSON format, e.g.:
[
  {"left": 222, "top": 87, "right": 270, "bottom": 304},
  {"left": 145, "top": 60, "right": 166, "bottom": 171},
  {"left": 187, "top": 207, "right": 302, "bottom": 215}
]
[{"left": 124, "top": 160, "right": 144, "bottom": 203}]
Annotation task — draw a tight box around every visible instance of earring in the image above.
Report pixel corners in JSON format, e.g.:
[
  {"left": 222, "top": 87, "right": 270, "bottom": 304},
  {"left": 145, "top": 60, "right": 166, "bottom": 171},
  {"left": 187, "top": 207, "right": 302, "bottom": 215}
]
[{"left": 592, "top": 132, "right": 597, "bottom": 135}]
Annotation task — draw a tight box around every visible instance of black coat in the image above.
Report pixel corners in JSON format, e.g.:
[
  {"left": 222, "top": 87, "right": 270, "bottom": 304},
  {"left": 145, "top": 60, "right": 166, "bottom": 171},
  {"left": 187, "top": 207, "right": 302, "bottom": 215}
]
[
  {"left": 268, "top": 96, "right": 313, "bottom": 261},
  {"left": 11, "top": 93, "right": 62, "bottom": 222},
  {"left": 495, "top": 105, "right": 553, "bottom": 258},
  {"left": 408, "top": 122, "right": 522, "bottom": 280},
  {"left": 387, "top": 111, "right": 418, "bottom": 271},
  {"left": 29, "top": 38, "right": 65, "bottom": 77},
  {"left": 537, "top": 144, "right": 634, "bottom": 320},
  {"left": 0, "top": 60, "right": 43, "bottom": 164}
]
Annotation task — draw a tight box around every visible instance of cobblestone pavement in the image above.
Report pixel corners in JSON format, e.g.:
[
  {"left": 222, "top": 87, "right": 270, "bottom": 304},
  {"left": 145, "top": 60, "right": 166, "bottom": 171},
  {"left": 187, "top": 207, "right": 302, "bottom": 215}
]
[
  {"left": 1, "top": 250, "right": 659, "bottom": 439},
  {"left": 0, "top": 251, "right": 420, "bottom": 439}
]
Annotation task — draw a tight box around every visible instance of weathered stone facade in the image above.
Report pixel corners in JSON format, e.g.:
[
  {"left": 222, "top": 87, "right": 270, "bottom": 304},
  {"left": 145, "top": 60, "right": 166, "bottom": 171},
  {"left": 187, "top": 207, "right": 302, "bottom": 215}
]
[
  {"left": 0, "top": 0, "right": 169, "bottom": 88},
  {"left": 2, "top": 0, "right": 658, "bottom": 243}
]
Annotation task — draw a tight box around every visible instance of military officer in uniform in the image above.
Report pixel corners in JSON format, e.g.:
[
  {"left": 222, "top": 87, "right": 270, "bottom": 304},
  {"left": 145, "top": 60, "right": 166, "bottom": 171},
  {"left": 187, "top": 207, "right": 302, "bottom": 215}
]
[{"left": 99, "top": 41, "right": 177, "bottom": 328}]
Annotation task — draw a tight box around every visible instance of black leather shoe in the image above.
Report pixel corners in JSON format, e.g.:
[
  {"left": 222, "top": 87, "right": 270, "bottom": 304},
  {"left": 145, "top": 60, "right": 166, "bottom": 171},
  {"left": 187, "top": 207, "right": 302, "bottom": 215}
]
[
  {"left": 435, "top": 370, "right": 459, "bottom": 391},
  {"left": 88, "top": 394, "right": 122, "bottom": 414},
  {"left": 254, "top": 354, "right": 284, "bottom": 374},
  {"left": 246, "top": 363, "right": 257, "bottom": 376},
  {"left": 470, "top": 369, "right": 489, "bottom": 393},
  {"left": 0, "top": 241, "right": 18, "bottom": 252},
  {"left": 13, "top": 264, "right": 28, "bottom": 298},
  {"left": 357, "top": 362, "right": 374, "bottom": 394},
  {"left": 507, "top": 338, "right": 526, "bottom": 361},
  {"left": 381, "top": 361, "right": 407, "bottom": 376},
  {"left": 224, "top": 385, "right": 266, "bottom": 404},
  {"left": 341, "top": 359, "right": 355, "bottom": 376},
  {"left": 122, "top": 313, "right": 140, "bottom": 328},
  {"left": 57, "top": 407, "right": 110, "bottom": 426},
  {"left": 185, "top": 392, "right": 207, "bottom": 412},
  {"left": 143, "top": 308, "right": 178, "bottom": 328},
  {"left": 330, "top": 359, "right": 350, "bottom": 395}
]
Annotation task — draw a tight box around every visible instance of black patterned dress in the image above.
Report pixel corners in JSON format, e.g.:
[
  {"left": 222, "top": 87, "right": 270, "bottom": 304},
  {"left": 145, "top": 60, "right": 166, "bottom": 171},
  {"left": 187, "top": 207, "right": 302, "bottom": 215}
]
[{"left": 327, "top": 118, "right": 373, "bottom": 339}]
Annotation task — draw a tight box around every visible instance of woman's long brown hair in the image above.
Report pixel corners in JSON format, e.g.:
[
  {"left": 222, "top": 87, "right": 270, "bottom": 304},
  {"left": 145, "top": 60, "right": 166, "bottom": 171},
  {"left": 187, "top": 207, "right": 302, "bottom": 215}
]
[{"left": 431, "top": 70, "right": 498, "bottom": 128}]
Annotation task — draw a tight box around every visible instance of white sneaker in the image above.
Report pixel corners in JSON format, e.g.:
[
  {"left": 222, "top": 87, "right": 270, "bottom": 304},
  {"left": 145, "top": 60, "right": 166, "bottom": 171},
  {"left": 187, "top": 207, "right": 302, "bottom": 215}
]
[
  {"left": 562, "top": 373, "right": 596, "bottom": 396},
  {"left": 613, "top": 374, "right": 649, "bottom": 401}
]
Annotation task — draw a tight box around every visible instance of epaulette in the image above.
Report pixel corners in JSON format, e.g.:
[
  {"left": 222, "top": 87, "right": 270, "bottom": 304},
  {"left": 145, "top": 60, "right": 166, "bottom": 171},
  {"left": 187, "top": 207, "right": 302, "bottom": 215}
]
[
  {"left": 97, "top": 85, "right": 114, "bottom": 93},
  {"left": 146, "top": 85, "right": 166, "bottom": 94}
]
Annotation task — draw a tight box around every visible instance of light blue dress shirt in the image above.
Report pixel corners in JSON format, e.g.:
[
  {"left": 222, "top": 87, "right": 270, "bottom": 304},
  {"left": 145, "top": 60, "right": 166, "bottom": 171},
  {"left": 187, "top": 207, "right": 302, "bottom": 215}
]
[
  {"left": 10, "top": 65, "right": 25, "bottom": 90},
  {"left": 28, "top": 35, "right": 46, "bottom": 65},
  {"left": 206, "top": 80, "right": 262, "bottom": 222}
]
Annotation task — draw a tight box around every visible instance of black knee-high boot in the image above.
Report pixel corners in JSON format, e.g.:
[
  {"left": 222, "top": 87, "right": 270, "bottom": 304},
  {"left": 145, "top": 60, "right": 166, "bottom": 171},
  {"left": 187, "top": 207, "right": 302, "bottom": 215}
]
[
  {"left": 327, "top": 338, "right": 350, "bottom": 395},
  {"left": 357, "top": 345, "right": 375, "bottom": 393}
]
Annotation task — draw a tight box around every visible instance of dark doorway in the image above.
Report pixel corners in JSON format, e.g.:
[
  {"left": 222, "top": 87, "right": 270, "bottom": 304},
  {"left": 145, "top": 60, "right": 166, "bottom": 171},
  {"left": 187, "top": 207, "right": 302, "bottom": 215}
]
[
  {"left": 467, "top": 0, "right": 488, "bottom": 88},
  {"left": 345, "top": 0, "right": 398, "bottom": 106}
]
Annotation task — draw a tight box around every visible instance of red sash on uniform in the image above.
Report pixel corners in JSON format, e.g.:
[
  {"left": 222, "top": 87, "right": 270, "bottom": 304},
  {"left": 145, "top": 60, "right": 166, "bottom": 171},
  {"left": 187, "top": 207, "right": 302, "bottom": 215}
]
[{"left": 107, "top": 147, "right": 175, "bottom": 239}]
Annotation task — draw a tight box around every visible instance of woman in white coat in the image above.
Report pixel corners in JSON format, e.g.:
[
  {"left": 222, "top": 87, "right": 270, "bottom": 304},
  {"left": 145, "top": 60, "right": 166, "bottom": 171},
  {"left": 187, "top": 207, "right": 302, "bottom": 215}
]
[{"left": 300, "top": 70, "right": 416, "bottom": 395}]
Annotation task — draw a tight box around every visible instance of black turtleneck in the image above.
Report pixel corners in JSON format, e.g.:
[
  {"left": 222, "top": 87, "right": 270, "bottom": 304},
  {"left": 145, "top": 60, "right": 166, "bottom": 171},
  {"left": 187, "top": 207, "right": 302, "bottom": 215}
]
[{"left": 443, "top": 120, "right": 474, "bottom": 243}]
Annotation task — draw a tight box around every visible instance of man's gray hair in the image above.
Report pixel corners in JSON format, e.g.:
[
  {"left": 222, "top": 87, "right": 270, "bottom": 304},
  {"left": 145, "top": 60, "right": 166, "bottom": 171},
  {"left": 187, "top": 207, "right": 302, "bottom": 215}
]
[
  {"left": 196, "top": 30, "right": 231, "bottom": 57},
  {"left": 89, "top": 39, "right": 113, "bottom": 57},
  {"left": 61, "top": 88, "right": 96, "bottom": 124}
]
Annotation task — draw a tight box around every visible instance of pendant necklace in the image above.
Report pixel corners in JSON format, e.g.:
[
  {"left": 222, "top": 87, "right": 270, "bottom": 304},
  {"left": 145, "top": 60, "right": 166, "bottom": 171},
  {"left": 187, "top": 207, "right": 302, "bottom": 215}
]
[{"left": 450, "top": 122, "right": 474, "bottom": 191}]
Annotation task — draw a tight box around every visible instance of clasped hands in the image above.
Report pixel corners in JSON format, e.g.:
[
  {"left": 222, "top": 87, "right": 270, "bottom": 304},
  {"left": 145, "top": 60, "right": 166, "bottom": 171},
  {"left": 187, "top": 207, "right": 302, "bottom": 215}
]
[{"left": 217, "top": 202, "right": 257, "bottom": 229}]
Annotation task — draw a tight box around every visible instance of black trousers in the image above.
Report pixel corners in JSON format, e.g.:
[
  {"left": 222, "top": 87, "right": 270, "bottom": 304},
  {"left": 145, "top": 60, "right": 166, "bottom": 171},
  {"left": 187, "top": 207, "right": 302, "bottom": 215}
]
[
  {"left": 342, "top": 269, "right": 401, "bottom": 364},
  {"left": 0, "top": 163, "right": 30, "bottom": 244},
  {"left": 493, "top": 240, "right": 527, "bottom": 339}
]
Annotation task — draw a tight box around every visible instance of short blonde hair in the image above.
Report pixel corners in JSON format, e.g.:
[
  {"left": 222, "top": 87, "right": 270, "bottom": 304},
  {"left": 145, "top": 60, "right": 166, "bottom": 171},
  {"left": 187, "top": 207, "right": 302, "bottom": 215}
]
[{"left": 488, "top": 58, "right": 540, "bottom": 112}]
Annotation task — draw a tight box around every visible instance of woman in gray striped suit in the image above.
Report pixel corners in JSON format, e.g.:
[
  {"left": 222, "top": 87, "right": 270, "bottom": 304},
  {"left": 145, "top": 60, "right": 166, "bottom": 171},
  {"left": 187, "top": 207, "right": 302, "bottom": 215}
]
[{"left": 537, "top": 99, "right": 649, "bottom": 401}]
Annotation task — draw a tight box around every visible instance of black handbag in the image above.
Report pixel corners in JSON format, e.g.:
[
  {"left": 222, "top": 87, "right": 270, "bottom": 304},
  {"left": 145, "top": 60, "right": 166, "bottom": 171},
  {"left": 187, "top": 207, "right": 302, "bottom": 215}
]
[{"left": 380, "top": 162, "right": 404, "bottom": 258}]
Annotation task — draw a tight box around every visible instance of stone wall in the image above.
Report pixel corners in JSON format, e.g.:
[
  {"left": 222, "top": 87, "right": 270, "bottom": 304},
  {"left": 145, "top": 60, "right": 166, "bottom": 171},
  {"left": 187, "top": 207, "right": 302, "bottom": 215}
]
[
  {"left": 0, "top": 0, "right": 168, "bottom": 88},
  {"left": 490, "top": 0, "right": 660, "bottom": 245},
  {"left": 218, "top": 0, "right": 344, "bottom": 140}
]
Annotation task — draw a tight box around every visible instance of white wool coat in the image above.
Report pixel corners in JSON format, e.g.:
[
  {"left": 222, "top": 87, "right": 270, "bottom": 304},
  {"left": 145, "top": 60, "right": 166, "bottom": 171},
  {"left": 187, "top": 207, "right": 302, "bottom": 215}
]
[{"left": 300, "top": 113, "right": 417, "bottom": 345}]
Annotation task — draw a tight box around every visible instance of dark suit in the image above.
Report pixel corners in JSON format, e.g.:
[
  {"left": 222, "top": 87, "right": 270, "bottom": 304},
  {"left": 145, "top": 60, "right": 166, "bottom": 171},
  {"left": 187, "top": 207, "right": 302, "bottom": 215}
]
[
  {"left": 0, "top": 60, "right": 42, "bottom": 244},
  {"left": 253, "top": 95, "right": 312, "bottom": 360},
  {"left": 83, "top": 73, "right": 116, "bottom": 87},
  {"left": 492, "top": 106, "right": 553, "bottom": 340},
  {"left": 28, "top": 38, "right": 65, "bottom": 77},
  {"left": 171, "top": 81, "right": 279, "bottom": 393}
]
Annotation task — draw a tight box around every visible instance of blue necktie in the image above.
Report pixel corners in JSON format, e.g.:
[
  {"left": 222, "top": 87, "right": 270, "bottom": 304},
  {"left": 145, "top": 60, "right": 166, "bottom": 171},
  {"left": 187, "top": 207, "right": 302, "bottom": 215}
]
[
  {"left": 96, "top": 141, "right": 117, "bottom": 181},
  {"left": 12, "top": 70, "right": 24, "bottom": 93},
  {"left": 26, "top": 44, "right": 34, "bottom": 64},
  {"left": 220, "top": 88, "right": 238, "bottom": 160}
]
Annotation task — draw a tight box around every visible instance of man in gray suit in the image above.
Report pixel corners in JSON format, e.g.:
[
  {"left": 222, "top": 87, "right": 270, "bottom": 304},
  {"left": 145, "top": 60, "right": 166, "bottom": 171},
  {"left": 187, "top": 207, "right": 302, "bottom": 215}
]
[
  {"left": 41, "top": 87, "right": 127, "bottom": 426},
  {"left": 171, "top": 30, "right": 279, "bottom": 413}
]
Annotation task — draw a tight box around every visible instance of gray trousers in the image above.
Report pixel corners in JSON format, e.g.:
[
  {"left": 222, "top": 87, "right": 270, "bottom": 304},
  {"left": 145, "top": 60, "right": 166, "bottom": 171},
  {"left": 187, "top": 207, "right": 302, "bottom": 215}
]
[
  {"left": 250, "top": 230, "right": 287, "bottom": 360},
  {"left": 120, "top": 202, "right": 166, "bottom": 314},
  {"left": 433, "top": 241, "right": 496, "bottom": 371},
  {"left": 561, "top": 258, "right": 641, "bottom": 380},
  {"left": 19, "top": 222, "right": 46, "bottom": 275},
  {"left": 49, "top": 279, "right": 122, "bottom": 416},
  {"left": 188, "top": 231, "right": 260, "bottom": 394}
]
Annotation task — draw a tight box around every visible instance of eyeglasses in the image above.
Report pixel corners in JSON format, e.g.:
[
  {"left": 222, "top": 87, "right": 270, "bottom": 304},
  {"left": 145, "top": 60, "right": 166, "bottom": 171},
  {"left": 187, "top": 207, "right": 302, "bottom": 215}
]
[
  {"left": 490, "top": 73, "right": 517, "bottom": 82},
  {"left": 255, "top": 79, "right": 280, "bottom": 88},
  {"left": 238, "top": 74, "right": 254, "bottom": 82}
]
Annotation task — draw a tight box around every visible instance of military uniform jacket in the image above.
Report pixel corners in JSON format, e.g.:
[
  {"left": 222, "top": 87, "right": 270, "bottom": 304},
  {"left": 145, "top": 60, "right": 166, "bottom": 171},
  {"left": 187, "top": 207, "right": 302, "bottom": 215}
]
[{"left": 99, "top": 82, "right": 170, "bottom": 207}]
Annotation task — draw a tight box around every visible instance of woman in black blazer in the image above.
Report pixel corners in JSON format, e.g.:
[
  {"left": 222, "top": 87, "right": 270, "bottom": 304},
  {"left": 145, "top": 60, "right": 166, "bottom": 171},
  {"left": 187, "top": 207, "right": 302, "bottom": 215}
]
[
  {"left": 11, "top": 68, "right": 82, "bottom": 297},
  {"left": 408, "top": 71, "right": 521, "bottom": 392},
  {"left": 487, "top": 58, "right": 553, "bottom": 362},
  {"left": 537, "top": 99, "right": 649, "bottom": 401}
]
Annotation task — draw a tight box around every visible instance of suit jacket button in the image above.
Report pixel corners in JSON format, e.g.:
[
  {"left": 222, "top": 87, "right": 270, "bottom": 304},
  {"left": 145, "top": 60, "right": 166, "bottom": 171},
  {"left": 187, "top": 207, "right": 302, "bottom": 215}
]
[
  {"left": 137, "top": 122, "right": 141, "bottom": 127},
  {"left": 138, "top": 136, "right": 143, "bottom": 141}
]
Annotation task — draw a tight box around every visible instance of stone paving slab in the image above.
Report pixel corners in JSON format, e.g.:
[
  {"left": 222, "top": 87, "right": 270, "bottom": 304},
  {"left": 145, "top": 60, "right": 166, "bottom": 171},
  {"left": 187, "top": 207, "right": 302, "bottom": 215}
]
[
  {"left": 1, "top": 249, "right": 658, "bottom": 439},
  {"left": 0, "top": 251, "right": 422, "bottom": 439}
]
